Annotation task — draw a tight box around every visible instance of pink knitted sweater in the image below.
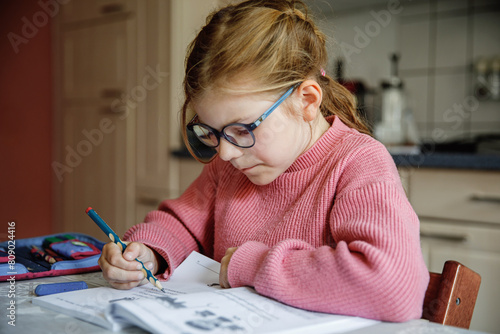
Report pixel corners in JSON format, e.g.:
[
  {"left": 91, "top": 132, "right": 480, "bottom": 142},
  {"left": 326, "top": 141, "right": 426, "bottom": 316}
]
[{"left": 124, "top": 116, "right": 429, "bottom": 322}]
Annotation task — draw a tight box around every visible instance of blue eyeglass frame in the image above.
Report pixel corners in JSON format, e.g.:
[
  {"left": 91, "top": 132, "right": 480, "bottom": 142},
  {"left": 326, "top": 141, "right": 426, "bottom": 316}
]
[{"left": 187, "top": 83, "right": 300, "bottom": 149}]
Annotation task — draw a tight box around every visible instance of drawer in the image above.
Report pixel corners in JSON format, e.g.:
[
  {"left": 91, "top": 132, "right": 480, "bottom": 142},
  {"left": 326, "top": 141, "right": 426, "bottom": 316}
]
[
  {"left": 61, "top": 0, "right": 132, "bottom": 24},
  {"left": 420, "top": 219, "right": 500, "bottom": 253},
  {"left": 409, "top": 169, "right": 500, "bottom": 225}
]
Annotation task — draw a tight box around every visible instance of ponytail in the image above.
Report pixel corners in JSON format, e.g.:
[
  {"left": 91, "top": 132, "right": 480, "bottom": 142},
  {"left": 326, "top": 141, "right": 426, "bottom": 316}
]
[{"left": 319, "top": 74, "right": 371, "bottom": 135}]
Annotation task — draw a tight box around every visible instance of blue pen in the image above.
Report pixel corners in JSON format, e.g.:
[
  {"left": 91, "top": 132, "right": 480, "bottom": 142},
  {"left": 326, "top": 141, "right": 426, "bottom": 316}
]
[
  {"left": 86, "top": 207, "right": 166, "bottom": 293},
  {"left": 35, "top": 281, "right": 88, "bottom": 296}
]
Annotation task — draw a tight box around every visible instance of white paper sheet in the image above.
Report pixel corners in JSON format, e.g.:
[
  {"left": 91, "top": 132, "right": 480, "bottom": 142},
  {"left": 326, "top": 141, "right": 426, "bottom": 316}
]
[
  {"left": 33, "top": 251, "right": 379, "bottom": 333},
  {"left": 32, "top": 252, "right": 222, "bottom": 330}
]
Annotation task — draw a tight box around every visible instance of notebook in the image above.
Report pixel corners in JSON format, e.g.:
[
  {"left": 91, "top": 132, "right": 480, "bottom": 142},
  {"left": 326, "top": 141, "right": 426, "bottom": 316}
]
[{"left": 33, "top": 251, "right": 379, "bottom": 333}]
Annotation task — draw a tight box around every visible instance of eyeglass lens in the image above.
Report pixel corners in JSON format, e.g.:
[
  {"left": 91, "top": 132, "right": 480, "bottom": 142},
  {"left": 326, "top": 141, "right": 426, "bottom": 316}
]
[
  {"left": 192, "top": 124, "right": 254, "bottom": 148},
  {"left": 192, "top": 125, "right": 218, "bottom": 147}
]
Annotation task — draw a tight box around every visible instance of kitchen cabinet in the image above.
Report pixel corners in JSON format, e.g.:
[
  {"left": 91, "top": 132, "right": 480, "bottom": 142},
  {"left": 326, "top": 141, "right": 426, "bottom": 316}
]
[
  {"left": 54, "top": 0, "right": 218, "bottom": 238},
  {"left": 59, "top": 0, "right": 133, "bottom": 24},
  {"left": 410, "top": 169, "right": 500, "bottom": 225},
  {"left": 54, "top": 2, "right": 137, "bottom": 238},
  {"left": 401, "top": 167, "right": 500, "bottom": 333},
  {"left": 133, "top": 0, "right": 214, "bottom": 223}
]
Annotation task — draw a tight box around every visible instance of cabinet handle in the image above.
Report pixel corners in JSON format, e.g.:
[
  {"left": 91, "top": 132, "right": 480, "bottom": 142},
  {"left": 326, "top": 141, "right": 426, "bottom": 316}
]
[
  {"left": 137, "top": 197, "right": 160, "bottom": 206},
  {"left": 100, "top": 3, "right": 124, "bottom": 15},
  {"left": 100, "top": 88, "right": 123, "bottom": 99},
  {"left": 420, "top": 232, "right": 468, "bottom": 243},
  {"left": 469, "top": 193, "right": 500, "bottom": 204},
  {"left": 100, "top": 106, "right": 125, "bottom": 114}
]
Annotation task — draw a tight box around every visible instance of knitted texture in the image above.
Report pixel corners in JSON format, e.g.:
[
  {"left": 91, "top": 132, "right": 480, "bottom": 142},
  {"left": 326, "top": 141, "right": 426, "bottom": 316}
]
[{"left": 124, "top": 116, "right": 429, "bottom": 322}]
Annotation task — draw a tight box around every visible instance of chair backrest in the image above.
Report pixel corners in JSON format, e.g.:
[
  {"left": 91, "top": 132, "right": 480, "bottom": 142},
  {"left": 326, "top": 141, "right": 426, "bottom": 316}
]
[{"left": 422, "top": 260, "right": 481, "bottom": 329}]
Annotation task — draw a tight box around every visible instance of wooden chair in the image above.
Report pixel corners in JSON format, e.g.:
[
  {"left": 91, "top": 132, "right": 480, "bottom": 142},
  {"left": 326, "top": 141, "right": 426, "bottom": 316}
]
[{"left": 422, "top": 260, "right": 481, "bottom": 329}]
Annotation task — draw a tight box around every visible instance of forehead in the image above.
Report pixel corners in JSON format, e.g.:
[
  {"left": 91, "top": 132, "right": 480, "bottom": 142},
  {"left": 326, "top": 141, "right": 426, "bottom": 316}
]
[{"left": 193, "top": 88, "right": 276, "bottom": 126}]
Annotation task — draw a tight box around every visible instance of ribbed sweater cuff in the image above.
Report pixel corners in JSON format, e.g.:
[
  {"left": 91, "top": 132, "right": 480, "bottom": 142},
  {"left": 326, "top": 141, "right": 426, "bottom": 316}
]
[{"left": 228, "top": 241, "right": 269, "bottom": 288}]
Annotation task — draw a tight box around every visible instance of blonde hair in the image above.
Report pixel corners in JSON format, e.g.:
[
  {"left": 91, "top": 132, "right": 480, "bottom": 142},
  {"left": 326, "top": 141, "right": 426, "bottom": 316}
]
[{"left": 182, "top": 0, "right": 370, "bottom": 161}]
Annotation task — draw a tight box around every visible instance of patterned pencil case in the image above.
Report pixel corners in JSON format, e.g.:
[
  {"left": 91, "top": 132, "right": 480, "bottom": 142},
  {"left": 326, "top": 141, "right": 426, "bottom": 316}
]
[{"left": 0, "top": 232, "right": 105, "bottom": 281}]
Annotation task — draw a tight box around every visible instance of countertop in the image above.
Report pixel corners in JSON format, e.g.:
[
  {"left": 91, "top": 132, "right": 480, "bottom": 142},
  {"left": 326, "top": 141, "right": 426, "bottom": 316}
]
[
  {"left": 174, "top": 148, "right": 500, "bottom": 171},
  {"left": 392, "top": 134, "right": 500, "bottom": 170},
  {"left": 391, "top": 152, "right": 500, "bottom": 170}
]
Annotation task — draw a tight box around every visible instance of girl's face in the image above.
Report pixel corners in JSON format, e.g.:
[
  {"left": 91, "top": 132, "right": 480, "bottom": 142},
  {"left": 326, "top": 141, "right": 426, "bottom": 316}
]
[{"left": 193, "top": 87, "right": 315, "bottom": 185}]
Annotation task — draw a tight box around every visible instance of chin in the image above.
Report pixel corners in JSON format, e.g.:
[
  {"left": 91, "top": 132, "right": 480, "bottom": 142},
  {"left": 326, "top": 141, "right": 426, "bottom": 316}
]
[{"left": 245, "top": 173, "right": 278, "bottom": 186}]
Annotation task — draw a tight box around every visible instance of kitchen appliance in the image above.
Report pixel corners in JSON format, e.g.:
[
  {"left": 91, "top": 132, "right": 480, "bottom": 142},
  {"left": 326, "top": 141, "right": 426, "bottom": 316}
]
[
  {"left": 374, "top": 53, "right": 419, "bottom": 147},
  {"left": 474, "top": 56, "right": 500, "bottom": 100}
]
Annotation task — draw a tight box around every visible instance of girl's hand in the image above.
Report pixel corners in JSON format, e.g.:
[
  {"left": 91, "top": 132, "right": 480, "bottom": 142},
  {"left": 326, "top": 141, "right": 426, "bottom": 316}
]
[
  {"left": 219, "top": 247, "right": 238, "bottom": 288},
  {"left": 98, "top": 241, "right": 158, "bottom": 290}
]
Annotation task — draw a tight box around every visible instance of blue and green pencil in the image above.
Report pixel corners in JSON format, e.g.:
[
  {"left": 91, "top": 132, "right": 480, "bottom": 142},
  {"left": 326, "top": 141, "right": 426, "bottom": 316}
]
[{"left": 86, "top": 207, "right": 166, "bottom": 293}]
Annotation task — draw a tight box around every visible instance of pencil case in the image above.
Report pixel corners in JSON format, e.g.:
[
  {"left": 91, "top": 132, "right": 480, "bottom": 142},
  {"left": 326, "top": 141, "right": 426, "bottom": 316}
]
[
  {"left": 43, "top": 234, "right": 101, "bottom": 260},
  {"left": 0, "top": 232, "right": 105, "bottom": 281}
]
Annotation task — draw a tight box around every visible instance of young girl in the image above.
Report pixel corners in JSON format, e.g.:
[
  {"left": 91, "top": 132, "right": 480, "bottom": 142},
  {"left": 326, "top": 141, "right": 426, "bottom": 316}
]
[{"left": 99, "top": 0, "right": 429, "bottom": 322}]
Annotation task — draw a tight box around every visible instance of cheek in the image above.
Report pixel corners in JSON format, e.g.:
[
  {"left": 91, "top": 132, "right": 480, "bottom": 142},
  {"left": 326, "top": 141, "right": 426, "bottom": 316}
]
[
  {"left": 253, "top": 115, "right": 291, "bottom": 147},
  {"left": 251, "top": 136, "right": 292, "bottom": 165},
  {"left": 251, "top": 113, "right": 306, "bottom": 165},
  {"left": 255, "top": 127, "right": 279, "bottom": 147}
]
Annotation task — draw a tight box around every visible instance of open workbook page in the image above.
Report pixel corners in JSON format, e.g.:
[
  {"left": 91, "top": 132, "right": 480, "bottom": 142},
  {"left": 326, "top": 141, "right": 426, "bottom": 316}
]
[{"left": 33, "top": 251, "right": 378, "bottom": 333}]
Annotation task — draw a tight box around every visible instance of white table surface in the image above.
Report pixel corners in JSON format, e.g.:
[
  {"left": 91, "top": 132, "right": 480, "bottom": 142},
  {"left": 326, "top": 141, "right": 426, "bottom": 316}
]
[{"left": 0, "top": 272, "right": 491, "bottom": 334}]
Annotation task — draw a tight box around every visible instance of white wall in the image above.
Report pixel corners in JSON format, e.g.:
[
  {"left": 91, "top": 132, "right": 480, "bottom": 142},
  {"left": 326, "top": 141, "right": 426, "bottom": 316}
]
[{"left": 313, "top": 0, "right": 500, "bottom": 143}]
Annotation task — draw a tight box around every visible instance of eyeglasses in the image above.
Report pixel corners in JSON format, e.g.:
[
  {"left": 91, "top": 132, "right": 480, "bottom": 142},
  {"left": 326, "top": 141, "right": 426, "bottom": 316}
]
[{"left": 187, "top": 84, "right": 298, "bottom": 149}]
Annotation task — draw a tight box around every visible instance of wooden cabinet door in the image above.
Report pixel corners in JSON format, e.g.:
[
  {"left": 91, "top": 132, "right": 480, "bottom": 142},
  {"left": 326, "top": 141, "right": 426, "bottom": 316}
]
[
  {"left": 59, "top": 105, "right": 133, "bottom": 237},
  {"left": 410, "top": 169, "right": 500, "bottom": 225},
  {"left": 61, "top": 0, "right": 132, "bottom": 23},
  {"left": 56, "top": 14, "right": 135, "bottom": 238},
  {"left": 61, "top": 20, "right": 129, "bottom": 101}
]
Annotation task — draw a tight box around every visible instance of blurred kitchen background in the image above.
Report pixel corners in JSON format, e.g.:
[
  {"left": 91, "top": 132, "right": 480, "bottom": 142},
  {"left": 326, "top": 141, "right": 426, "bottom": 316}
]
[
  {"left": 308, "top": 0, "right": 500, "bottom": 153},
  {"left": 0, "top": 0, "right": 499, "bottom": 332}
]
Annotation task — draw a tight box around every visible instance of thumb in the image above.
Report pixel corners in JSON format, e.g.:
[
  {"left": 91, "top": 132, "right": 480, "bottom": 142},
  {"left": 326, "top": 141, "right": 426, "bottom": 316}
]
[{"left": 122, "top": 242, "right": 144, "bottom": 261}]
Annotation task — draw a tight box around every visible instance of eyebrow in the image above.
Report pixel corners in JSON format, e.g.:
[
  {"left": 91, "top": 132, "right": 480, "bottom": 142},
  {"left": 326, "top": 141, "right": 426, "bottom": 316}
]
[
  {"left": 195, "top": 91, "right": 282, "bottom": 129},
  {"left": 197, "top": 112, "right": 255, "bottom": 130}
]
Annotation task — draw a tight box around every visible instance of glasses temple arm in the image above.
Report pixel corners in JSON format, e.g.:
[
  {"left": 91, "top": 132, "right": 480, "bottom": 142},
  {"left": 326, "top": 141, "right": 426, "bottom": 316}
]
[{"left": 253, "top": 84, "right": 299, "bottom": 127}]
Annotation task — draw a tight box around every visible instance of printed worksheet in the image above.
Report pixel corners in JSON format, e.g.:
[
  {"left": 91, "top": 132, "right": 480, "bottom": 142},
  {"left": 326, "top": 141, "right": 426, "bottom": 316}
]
[
  {"left": 110, "top": 286, "right": 378, "bottom": 334},
  {"left": 33, "top": 251, "right": 378, "bottom": 333},
  {"left": 32, "top": 251, "right": 222, "bottom": 331}
]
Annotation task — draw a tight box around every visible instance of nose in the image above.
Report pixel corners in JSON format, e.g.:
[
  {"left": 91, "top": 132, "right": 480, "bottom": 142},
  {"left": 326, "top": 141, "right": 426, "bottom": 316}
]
[{"left": 217, "top": 138, "right": 243, "bottom": 161}]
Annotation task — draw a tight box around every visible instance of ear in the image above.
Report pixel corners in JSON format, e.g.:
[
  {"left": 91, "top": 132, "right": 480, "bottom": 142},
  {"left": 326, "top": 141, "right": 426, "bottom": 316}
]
[{"left": 296, "top": 80, "right": 322, "bottom": 122}]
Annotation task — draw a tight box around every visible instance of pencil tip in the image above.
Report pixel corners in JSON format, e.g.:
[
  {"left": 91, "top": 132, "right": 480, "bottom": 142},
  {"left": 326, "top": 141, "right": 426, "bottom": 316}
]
[{"left": 86, "top": 207, "right": 92, "bottom": 213}]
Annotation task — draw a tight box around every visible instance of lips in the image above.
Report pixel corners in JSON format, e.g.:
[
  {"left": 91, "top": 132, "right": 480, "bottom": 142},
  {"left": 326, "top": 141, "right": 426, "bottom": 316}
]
[
  {"left": 233, "top": 163, "right": 256, "bottom": 173},
  {"left": 239, "top": 166, "right": 255, "bottom": 173}
]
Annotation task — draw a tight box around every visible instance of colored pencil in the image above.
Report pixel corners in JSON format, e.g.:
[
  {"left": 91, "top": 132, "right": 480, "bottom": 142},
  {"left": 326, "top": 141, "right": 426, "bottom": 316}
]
[{"left": 85, "top": 207, "right": 166, "bottom": 293}]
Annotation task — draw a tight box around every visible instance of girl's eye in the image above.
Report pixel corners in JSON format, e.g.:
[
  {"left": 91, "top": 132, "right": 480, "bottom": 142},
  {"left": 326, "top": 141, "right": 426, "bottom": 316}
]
[{"left": 237, "top": 129, "right": 250, "bottom": 136}]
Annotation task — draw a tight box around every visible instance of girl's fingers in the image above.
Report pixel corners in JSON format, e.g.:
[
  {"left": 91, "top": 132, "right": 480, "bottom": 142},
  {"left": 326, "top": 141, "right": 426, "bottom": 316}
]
[
  {"left": 109, "top": 279, "right": 144, "bottom": 290},
  {"left": 101, "top": 260, "right": 145, "bottom": 283},
  {"left": 219, "top": 247, "right": 238, "bottom": 288},
  {"left": 99, "top": 242, "right": 148, "bottom": 284},
  {"left": 122, "top": 242, "right": 142, "bottom": 261},
  {"left": 101, "top": 243, "right": 132, "bottom": 269},
  {"left": 99, "top": 241, "right": 158, "bottom": 289}
]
